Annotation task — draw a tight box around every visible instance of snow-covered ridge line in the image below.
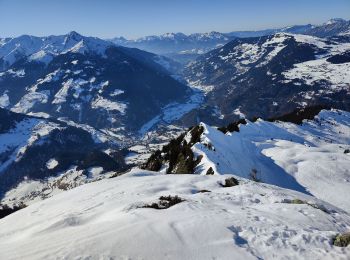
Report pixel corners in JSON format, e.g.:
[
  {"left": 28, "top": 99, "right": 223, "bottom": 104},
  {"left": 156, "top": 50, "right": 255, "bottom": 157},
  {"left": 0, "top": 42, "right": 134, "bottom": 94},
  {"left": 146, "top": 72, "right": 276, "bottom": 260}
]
[
  {"left": 143, "top": 109, "right": 350, "bottom": 212},
  {"left": 122, "top": 31, "right": 230, "bottom": 43}
]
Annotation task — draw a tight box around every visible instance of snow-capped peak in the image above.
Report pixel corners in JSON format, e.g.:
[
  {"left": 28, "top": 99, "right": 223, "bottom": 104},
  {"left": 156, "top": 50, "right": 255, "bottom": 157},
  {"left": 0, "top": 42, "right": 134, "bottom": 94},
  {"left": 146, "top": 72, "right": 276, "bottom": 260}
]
[
  {"left": 135, "top": 32, "right": 187, "bottom": 42},
  {"left": 67, "top": 30, "right": 83, "bottom": 39},
  {"left": 162, "top": 32, "right": 186, "bottom": 39},
  {"left": 63, "top": 31, "right": 84, "bottom": 45},
  {"left": 189, "top": 31, "right": 228, "bottom": 41},
  {"left": 0, "top": 32, "right": 113, "bottom": 67},
  {"left": 121, "top": 31, "right": 229, "bottom": 44}
]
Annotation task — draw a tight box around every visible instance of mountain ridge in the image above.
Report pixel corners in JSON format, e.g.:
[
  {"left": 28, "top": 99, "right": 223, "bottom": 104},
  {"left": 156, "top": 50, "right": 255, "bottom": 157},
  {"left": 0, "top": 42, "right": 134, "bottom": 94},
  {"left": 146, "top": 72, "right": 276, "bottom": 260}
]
[
  {"left": 108, "top": 18, "right": 350, "bottom": 63},
  {"left": 143, "top": 108, "right": 350, "bottom": 211}
]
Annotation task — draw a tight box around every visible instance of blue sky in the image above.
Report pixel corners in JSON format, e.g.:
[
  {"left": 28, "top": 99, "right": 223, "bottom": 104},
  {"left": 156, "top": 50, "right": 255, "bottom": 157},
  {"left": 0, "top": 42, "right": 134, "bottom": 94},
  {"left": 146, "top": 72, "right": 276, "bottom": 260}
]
[{"left": 1, "top": 0, "right": 349, "bottom": 38}]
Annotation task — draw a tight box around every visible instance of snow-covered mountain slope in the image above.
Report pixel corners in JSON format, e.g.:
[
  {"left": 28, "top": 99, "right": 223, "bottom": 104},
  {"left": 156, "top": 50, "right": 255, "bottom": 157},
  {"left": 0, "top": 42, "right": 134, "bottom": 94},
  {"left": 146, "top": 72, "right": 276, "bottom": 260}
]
[
  {"left": 305, "top": 18, "right": 350, "bottom": 38},
  {"left": 0, "top": 108, "right": 126, "bottom": 204},
  {"left": 0, "top": 32, "right": 191, "bottom": 139},
  {"left": 0, "top": 169, "right": 349, "bottom": 260},
  {"left": 183, "top": 33, "right": 350, "bottom": 124},
  {"left": 144, "top": 109, "right": 350, "bottom": 212}
]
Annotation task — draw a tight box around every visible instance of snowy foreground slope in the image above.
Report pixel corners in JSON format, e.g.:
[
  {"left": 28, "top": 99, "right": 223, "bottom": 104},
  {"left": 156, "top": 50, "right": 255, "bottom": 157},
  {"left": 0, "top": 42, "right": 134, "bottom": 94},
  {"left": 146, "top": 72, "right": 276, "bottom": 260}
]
[{"left": 0, "top": 170, "right": 350, "bottom": 260}]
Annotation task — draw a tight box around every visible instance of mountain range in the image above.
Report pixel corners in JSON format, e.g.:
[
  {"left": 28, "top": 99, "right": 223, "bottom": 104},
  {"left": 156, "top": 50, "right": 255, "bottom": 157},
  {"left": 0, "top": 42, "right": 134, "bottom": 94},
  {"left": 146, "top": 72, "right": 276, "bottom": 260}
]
[
  {"left": 0, "top": 17, "right": 350, "bottom": 259},
  {"left": 110, "top": 18, "right": 350, "bottom": 63},
  {"left": 0, "top": 17, "right": 350, "bottom": 218},
  {"left": 0, "top": 31, "right": 190, "bottom": 138}
]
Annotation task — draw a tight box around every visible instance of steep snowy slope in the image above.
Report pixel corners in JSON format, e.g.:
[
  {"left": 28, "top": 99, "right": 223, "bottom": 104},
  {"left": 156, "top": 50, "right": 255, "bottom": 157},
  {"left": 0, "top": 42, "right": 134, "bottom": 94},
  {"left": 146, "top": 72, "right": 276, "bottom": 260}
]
[
  {"left": 0, "top": 169, "right": 349, "bottom": 260},
  {"left": 144, "top": 109, "right": 350, "bottom": 212}
]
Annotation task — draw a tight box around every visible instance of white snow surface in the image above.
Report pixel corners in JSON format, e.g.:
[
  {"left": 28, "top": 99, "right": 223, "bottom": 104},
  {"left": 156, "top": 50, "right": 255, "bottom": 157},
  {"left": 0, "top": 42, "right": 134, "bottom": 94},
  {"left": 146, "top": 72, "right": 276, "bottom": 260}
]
[
  {"left": 0, "top": 169, "right": 349, "bottom": 260},
  {"left": 28, "top": 50, "right": 54, "bottom": 64},
  {"left": 190, "top": 110, "right": 350, "bottom": 212},
  {"left": 29, "top": 69, "right": 63, "bottom": 92},
  {"left": 52, "top": 78, "right": 88, "bottom": 104},
  {"left": 0, "top": 92, "right": 10, "bottom": 108},
  {"left": 46, "top": 158, "right": 58, "bottom": 169},
  {"left": 282, "top": 34, "right": 350, "bottom": 88},
  {"left": 11, "top": 91, "right": 49, "bottom": 113},
  {"left": 110, "top": 89, "right": 124, "bottom": 97},
  {"left": 283, "top": 58, "right": 350, "bottom": 88},
  {"left": 91, "top": 95, "right": 127, "bottom": 114}
]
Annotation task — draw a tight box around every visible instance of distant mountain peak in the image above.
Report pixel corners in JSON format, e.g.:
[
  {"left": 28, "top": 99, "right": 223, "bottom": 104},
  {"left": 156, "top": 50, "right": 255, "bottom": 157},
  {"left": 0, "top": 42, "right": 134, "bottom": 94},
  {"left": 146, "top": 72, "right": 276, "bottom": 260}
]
[
  {"left": 163, "top": 32, "right": 186, "bottom": 38},
  {"left": 325, "top": 18, "right": 346, "bottom": 25},
  {"left": 63, "top": 31, "right": 84, "bottom": 45},
  {"left": 66, "top": 31, "right": 83, "bottom": 40},
  {"left": 0, "top": 32, "right": 113, "bottom": 68},
  {"left": 67, "top": 30, "right": 81, "bottom": 36}
]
